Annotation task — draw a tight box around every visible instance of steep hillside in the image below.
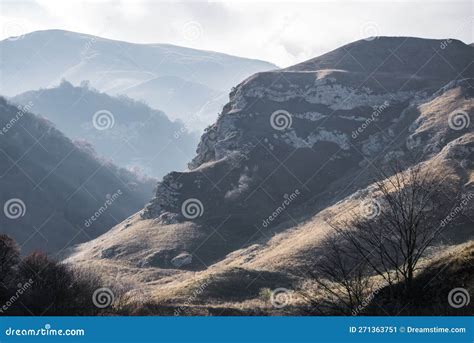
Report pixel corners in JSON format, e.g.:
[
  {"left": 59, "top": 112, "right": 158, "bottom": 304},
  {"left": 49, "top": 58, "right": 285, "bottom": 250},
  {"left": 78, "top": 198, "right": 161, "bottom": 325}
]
[
  {"left": 66, "top": 37, "right": 473, "bottom": 313},
  {"left": 0, "top": 98, "right": 155, "bottom": 255},
  {"left": 11, "top": 81, "right": 197, "bottom": 178},
  {"left": 1, "top": 29, "right": 277, "bottom": 129}
]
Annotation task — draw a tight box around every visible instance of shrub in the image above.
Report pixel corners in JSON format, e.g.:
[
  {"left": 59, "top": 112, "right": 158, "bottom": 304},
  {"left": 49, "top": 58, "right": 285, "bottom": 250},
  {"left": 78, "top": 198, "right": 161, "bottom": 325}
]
[
  {"left": 259, "top": 288, "right": 273, "bottom": 303},
  {"left": 0, "top": 240, "right": 105, "bottom": 316},
  {"left": 0, "top": 234, "right": 20, "bottom": 284},
  {"left": 14, "top": 252, "right": 103, "bottom": 315}
]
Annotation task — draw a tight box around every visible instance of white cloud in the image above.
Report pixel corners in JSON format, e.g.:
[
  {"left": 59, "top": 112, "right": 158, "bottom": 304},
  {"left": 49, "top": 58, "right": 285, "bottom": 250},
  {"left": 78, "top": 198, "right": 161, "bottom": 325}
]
[{"left": 1, "top": 0, "right": 472, "bottom": 67}]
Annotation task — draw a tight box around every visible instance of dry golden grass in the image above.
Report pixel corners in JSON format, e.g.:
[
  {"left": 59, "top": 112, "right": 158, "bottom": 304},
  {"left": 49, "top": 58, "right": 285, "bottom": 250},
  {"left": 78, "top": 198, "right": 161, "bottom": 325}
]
[{"left": 65, "top": 84, "right": 473, "bottom": 314}]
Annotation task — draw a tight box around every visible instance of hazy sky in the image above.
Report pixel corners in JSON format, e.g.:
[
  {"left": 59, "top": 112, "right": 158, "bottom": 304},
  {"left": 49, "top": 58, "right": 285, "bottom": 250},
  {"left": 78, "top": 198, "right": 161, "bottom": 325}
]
[{"left": 1, "top": 0, "right": 472, "bottom": 67}]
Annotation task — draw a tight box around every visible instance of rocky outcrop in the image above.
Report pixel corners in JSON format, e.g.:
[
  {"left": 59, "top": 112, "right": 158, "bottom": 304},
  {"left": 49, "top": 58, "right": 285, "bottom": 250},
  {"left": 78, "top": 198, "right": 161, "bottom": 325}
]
[
  {"left": 142, "top": 38, "right": 473, "bottom": 233},
  {"left": 65, "top": 38, "right": 473, "bottom": 311},
  {"left": 171, "top": 252, "right": 193, "bottom": 268},
  {"left": 142, "top": 38, "right": 473, "bottom": 243}
]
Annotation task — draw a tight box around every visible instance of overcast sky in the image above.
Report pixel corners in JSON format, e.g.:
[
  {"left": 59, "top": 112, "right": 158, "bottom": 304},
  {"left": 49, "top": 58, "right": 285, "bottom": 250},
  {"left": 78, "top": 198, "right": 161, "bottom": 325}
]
[{"left": 1, "top": 0, "right": 472, "bottom": 67}]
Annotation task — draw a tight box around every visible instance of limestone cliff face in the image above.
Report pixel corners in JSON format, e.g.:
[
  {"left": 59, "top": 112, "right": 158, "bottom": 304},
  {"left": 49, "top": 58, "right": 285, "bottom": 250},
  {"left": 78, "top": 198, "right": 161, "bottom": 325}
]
[
  {"left": 142, "top": 37, "right": 473, "bottom": 230},
  {"left": 68, "top": 37, "right": 472, "bottom": 282}
]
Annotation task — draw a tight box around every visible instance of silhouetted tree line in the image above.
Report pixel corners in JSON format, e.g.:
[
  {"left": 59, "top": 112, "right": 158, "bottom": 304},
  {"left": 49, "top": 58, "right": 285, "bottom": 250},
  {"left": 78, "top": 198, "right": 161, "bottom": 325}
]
[
  {"left": 0, "top": 234, "right": 103, "bottom": 315},
  {"left": 0, "top": 236, "right": 182, "bottom": 316}
]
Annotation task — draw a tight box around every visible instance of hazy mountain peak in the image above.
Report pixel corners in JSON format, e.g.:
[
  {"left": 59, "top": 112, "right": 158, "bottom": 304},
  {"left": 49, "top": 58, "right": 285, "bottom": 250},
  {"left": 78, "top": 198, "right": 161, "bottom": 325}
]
[
  {"left": 287, "top": 36, "right": 473, "bottom": 77},
  {"left": 1, "top": 30, "right": 277, "bottom": 130}
]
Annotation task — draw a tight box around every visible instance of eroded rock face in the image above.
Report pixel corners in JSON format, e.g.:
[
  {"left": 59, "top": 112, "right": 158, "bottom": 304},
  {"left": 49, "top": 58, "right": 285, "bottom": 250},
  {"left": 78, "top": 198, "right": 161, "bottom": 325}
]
[{"left": 142, "top": 38, "right": 473, "bottom": 233}]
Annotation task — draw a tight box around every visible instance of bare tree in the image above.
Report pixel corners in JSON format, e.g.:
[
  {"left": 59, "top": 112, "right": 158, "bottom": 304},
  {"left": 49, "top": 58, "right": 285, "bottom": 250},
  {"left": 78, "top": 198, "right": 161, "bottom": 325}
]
[
  {"left": 340, "top": 164, "right": 456, "bottom": 291},
  {"left": 302, "top": 235, "right": 375, "bottom": 315},
  {"left": 331, "top": 163, "right": 458, "bottom": 294},
  {"left": 304, "top": 162, "right": 460, "bottom": 314}
]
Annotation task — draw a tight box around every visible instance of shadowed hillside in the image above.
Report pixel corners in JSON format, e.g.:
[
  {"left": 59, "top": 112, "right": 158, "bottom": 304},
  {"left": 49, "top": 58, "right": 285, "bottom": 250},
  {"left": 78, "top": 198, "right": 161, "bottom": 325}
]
[{"left": 0, "top": 98, "right": 155, "bottom": 255}]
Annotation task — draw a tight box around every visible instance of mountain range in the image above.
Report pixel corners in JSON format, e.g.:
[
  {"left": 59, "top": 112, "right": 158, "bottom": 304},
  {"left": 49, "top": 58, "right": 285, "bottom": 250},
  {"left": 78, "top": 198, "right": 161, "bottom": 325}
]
[
  {"left": 11, "top": 80, "right": 197, "bottom": 178},
  {"left": 1, "top": 30, "right": 277, "bottom": 131},
  {"left": 65, "top": 37, "right": 473, "bottom": 314}
]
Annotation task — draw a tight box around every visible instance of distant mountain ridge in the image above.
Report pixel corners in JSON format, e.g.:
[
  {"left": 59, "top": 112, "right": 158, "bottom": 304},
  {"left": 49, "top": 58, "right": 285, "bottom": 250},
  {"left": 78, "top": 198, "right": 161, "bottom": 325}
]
[
  {"left": 1, "top": 29, "right": 277, "bottom": 130},
  {"left": 11, "top": 80, "right": 198, "bottom": 178}
]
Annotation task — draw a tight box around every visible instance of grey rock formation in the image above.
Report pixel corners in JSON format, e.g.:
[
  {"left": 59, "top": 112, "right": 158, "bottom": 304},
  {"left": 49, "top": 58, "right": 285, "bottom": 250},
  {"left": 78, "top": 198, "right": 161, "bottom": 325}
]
[
  {"left": 1, "top": 29, "right": 277, "bottom": 130},
  {"left": 171, "top": 252, "right": 193, "bottom": 268},
  {"left": 142, "top": 38, "right": 473, "bottom": 233}
]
